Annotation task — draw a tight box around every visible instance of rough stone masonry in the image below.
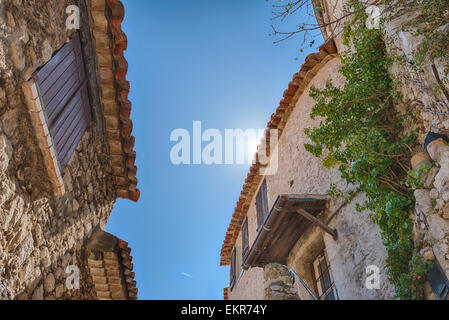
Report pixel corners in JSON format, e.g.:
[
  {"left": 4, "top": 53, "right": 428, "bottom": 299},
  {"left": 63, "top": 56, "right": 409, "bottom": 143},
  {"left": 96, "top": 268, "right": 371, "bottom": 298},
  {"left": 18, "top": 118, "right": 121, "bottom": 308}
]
[{"left": 0, "top": 0, "right": 128, "bottom": 300}]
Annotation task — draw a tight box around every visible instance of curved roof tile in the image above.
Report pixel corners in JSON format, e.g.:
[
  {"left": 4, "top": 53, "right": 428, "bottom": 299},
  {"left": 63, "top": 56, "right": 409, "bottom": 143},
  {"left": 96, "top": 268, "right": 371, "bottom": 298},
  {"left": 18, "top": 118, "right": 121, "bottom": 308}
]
[{"left": 88, "top": 0, "right": 139, "bottom": 202}]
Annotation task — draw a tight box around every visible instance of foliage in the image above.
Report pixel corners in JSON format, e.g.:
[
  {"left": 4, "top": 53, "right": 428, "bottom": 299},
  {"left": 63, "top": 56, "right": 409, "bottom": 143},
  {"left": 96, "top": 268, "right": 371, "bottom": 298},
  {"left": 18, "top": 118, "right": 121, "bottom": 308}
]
[
  {"left": 267, "top": 0, "right": 354, "bottom": 48},
  {"left": 304, "top": 1, "right": 432, "bottom": 299},
  {"left": 269, "top": 0, "right": 449, "bottom": 69},
  {"left": 394, "top": 254, "right": 434, "bottom": 299},
  {"left": 405, "top": 162, "right": 434, "bottom": 190},
  {"left": 394, "top": 0, "right": 449, "bottom": 67}
]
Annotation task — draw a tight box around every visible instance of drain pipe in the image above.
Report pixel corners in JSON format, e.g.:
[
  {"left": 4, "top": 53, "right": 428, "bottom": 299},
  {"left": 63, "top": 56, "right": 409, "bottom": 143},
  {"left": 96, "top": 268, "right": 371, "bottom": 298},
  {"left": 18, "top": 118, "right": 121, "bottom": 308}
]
[
  {"left": 289, "top": 269, "right": 318, "bottom": 300},
  {"left": 242, "top": 196, "right": 289, "bottom": 270}
]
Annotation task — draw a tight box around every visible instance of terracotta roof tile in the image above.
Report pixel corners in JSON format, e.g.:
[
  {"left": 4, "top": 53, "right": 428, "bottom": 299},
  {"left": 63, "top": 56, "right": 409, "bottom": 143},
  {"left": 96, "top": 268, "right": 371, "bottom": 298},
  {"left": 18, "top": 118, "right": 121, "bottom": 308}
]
[
  {"left": 224, "top": 287, "right": 229, "bottom": 300},
  {"left": 219, "top": 39, "right": 338, "bottom": 266},
  {"left": 87, "top": 230, "right": 138, "bottom": 300},
  {"left": 88, "top": 0, "right": 139, "bottom": 202}
]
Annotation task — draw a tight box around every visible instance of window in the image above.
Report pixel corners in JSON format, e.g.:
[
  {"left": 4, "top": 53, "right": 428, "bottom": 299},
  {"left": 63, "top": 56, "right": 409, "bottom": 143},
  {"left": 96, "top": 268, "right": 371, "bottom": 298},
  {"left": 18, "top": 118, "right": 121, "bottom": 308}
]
[
  {"left": 242, "top": 218, "right": 249, "bottom": 258},
  {"left": 312, "top": 250, "right": 338, "bottom": 300},
  {"left": 33, "top": 33, "right": 91, "bottom": 171},
  {"left": 256, "top": 179, "right": 269, "bottom": 231},
  {"left": 427, "top": 260, "right": 449, "bottom": 300},
  {"left": 230, "top": 248, "right": 237, "bottom": 287}
]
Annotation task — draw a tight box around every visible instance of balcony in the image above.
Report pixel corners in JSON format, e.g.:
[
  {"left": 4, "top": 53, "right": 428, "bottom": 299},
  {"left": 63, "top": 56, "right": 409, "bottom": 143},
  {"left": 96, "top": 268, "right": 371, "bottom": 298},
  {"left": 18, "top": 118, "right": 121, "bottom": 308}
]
[{"left": 243, "top": 194, "right": 334, "bottom": 269}]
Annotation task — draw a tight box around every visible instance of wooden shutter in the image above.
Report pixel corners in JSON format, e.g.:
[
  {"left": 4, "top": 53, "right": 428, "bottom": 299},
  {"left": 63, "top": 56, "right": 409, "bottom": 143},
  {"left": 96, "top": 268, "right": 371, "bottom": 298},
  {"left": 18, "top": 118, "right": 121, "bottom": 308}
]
[
  {"left": 242, "top": 218, "right": 249, "bottom": 258},
  {"left": 230, "top": 248, "right": 236, "bottom": 287},
  {"left": 34, "top": 33, "right": 91, "bottom": 171},
  {"left": 256, "top": 179, "right": 269, "bottom": 231}
]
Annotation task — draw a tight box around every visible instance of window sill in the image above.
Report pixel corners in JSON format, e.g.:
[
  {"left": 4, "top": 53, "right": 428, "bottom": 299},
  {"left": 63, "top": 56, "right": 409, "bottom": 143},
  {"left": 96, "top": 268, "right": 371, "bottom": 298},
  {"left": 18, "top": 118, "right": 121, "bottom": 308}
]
[{"left": 22, "top": 81, "right": 65, "bottom": 196}]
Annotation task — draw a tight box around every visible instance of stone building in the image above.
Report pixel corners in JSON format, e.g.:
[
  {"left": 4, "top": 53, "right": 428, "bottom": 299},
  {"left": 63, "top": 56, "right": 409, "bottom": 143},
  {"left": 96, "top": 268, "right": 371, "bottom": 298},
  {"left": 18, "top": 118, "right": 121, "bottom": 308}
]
[
  {"left": 221, "top": 0, "right": 449, "bottom": 300},
  {"left": 0, "top": 0, "right": 139, "bottom": 300}
]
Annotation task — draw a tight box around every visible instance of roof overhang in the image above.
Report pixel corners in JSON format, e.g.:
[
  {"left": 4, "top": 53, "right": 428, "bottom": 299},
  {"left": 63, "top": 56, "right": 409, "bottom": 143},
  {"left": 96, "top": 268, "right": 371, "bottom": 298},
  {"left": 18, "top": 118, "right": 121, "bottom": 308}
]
[
  {"left": 86, "top": 0, "right": 139, "bottom": 202},
  {"left": 86, "top": 228, "right": 138, "bottom": 300},
  {"left": 243, "top": 194, "right": 329, "bottom": 269}
]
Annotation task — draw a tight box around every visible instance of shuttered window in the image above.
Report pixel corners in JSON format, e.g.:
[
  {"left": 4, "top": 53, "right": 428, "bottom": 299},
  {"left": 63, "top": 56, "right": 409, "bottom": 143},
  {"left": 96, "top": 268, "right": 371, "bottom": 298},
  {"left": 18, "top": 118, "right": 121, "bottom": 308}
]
[
  {"left": 230, "top": 248, "right": 237, "bottom": 287},
  {"left": 256, "top": 179, "right": 269, "bottom": 231},
  {"left": 34, "top": 33, "right": 91, "bottom": 171},
  {"left": 242, "top": 218, "right": 249, "bottom": 258}
]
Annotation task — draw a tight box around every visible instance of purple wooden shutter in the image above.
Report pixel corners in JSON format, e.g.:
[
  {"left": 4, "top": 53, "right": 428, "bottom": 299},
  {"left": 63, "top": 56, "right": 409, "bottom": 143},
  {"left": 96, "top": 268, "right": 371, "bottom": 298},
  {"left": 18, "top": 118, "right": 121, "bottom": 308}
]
[
  {"left": 230, "top": 248, "right": 236, "bottom": 286},
  {"left": 34, "top": 33, "right": 91, "bottom": 171},
  {"left": 242, "top": 218, "right": 249, "bottom": 258},
  {"left": 256, "top": 187, "right": 263, "bottom": 230},
  {"left": 261, "top": 180, "right": 269, "bottom": 221},
  {"left": 256, "top": 179, "right": 269, "bottom": 231}
]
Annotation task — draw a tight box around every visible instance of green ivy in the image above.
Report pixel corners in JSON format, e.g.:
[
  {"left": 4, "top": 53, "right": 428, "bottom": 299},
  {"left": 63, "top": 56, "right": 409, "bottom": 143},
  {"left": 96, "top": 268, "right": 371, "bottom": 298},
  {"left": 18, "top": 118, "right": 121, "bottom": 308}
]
[
  {"left": 304, "top": 0, "right": 432, "bottom": 299},
  {"left": 405, "top": 162, "right": 435, "bottom": 191}
]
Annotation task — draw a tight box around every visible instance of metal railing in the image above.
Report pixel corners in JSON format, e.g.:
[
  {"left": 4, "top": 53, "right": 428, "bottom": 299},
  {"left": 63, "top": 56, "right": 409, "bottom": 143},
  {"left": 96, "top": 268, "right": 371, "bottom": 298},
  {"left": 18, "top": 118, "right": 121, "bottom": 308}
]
[{"left": 289, "top": 269, "right": 318, "bottom": 300}]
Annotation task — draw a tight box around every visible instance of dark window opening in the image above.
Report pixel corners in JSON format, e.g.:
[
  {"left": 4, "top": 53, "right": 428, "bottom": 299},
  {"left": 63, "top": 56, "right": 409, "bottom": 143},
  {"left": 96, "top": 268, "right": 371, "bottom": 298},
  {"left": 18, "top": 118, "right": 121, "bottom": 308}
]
[
  {"left": 256, "top": 179, "right": 269, "bottom": 231},
  {"left": 242, "top": 218, "right": 249, "bottom": 259},
  {"left": 428, "top": 260, "right": 449, "bottom": 300},
  {"left": 230, "top": 248, "right": 237, "bottom": 287},
  {"left": 313, "top": 250, "right": 338, "bottom": 300}
]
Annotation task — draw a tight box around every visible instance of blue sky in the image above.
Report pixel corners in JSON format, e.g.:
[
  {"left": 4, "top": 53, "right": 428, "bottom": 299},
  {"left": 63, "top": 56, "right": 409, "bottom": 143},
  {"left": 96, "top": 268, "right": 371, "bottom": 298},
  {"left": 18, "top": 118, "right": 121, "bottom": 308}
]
[{"left": 106, "top": 0, "right": 320, "bottom": 300}]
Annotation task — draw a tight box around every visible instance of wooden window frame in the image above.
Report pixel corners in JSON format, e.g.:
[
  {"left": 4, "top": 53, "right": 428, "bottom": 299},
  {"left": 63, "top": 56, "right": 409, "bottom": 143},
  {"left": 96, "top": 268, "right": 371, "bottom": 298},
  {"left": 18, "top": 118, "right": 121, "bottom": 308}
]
[
  {"left": 22, "top": 33, "right": 91, "bottom": 196},
  {"left": 312, "top": 250, "right": 338, "bottom": 300},
  {"left": 256, "top": 179, "right": 269, "bottom": 232}
]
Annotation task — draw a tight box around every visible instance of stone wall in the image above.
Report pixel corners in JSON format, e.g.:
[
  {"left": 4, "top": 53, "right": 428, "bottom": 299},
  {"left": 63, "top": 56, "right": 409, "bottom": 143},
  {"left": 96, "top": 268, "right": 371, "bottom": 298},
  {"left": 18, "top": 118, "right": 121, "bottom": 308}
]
[
  {"left": 319, "top": 0, "right": 449, "bottom": 133},
  {"left": 377, "top": 0, "right": 449, "bottom": 296},
  {"left": 383, "top": 11, "right": 449, "bottom": 136},
  {"left": 263, "top": 263, "right": 299, "bottom": 300},
  {"left": 0, "top": 0, "right": 117, "bottom": 299},
  {"left": 413, "top": 146, "right": 449, "bottom": 299},
  {"left": 322, "top": 0, "right": 449, "bottom": 297},
  {"left": 228, "top": 263, "right": 300, "bottom": 300},
  {"left": 383, "top": 8, "right": 449, "bottom": 291},
  {"left": 307, "top": 0, "right": 449, "bottom": 299}
]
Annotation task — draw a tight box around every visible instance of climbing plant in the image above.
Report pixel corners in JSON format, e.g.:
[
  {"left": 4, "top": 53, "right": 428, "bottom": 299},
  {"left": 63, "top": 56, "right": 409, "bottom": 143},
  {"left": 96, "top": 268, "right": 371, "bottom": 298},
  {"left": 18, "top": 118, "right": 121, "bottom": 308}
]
[
  {"left": 304, "top": 0, "right": 433, "bottom": 299},
  {"left": 392, "top": 0, "right": 449, "bottom": 68},
  {"left": 269, "top": 0, "right": 449, "bottom": 65}
]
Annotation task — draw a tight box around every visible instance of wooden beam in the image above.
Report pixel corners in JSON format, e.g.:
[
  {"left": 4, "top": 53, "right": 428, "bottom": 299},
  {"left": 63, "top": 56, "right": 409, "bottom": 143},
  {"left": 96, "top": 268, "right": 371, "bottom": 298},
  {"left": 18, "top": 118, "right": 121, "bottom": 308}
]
[{"left": 296, "top": 209, "right": 338, "bottom": 240}]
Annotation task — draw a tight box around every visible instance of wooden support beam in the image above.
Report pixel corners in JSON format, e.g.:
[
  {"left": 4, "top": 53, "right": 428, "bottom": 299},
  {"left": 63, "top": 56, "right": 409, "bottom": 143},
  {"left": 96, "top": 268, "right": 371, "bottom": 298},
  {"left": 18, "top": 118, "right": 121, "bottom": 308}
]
[{"left": 297, "top": 209, "right": 338, "bottom": 240}]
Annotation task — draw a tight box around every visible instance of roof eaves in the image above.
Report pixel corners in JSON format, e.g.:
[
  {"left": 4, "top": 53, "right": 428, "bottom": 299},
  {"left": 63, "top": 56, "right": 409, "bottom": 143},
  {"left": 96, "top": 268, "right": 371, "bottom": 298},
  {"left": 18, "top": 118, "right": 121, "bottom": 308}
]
[
  {"left": 219, "top": 39, "right": 338, "bottom": 266},
  {"left": 88, "top": 0, "right": 140, "bottom": 202}
]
